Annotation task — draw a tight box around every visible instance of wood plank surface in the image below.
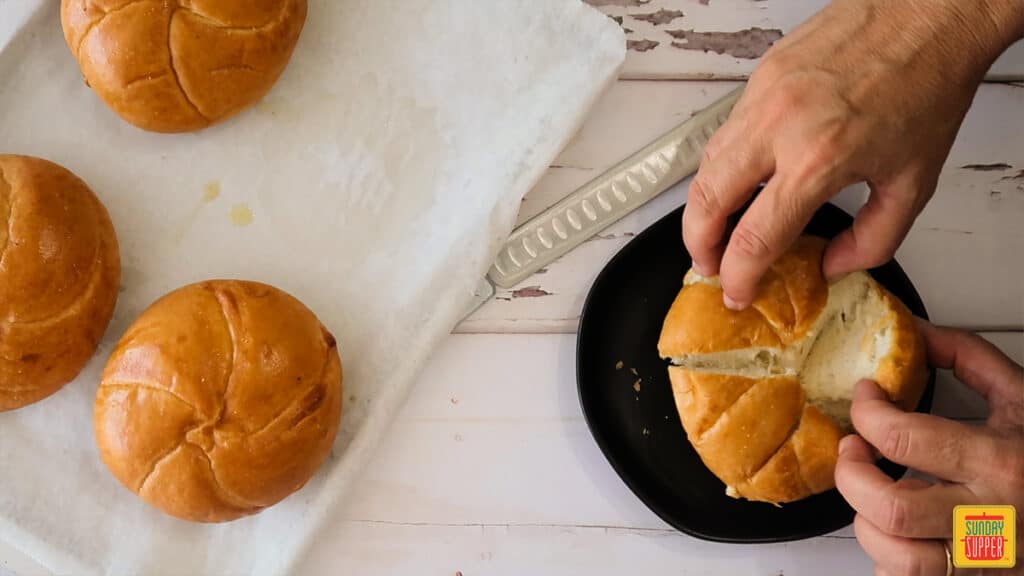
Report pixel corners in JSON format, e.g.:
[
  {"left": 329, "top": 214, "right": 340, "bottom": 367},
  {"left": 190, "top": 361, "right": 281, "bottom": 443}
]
[{"left": 295, "top": 331, "right": 1020, "bottom": 575}]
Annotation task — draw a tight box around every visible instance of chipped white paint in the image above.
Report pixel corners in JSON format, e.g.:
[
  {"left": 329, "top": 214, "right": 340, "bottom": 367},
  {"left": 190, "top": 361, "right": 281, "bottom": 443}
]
[
  {"left": 460, "top": 81, "right": 1024, "bottom": 333},
  {"left": 587, "top": 0, "right": 1024, "bottom": 80}
]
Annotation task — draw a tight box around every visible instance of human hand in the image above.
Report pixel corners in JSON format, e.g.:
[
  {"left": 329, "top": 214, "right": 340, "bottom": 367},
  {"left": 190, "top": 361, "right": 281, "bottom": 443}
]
[
  {"left": 683, "top": 0, "right": 1024, "bottom": 310},
  {"left": 835, "top": 321, "right": 1024, "bottom": 575}
]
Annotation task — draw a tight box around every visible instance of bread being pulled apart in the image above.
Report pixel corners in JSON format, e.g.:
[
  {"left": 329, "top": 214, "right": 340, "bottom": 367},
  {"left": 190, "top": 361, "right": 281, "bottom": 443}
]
[{"left": 658, "top": 235, "right": 927, "bottom": 505}]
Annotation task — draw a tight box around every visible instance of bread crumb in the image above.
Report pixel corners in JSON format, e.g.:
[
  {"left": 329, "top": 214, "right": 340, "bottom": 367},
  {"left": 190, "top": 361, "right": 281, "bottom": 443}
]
[
  {"left": 642, "top": 427, "right": 650, "bottom": 436},
  {"left": 450, "top": 397, "right": 459, "bottom": 405},
  {"left": 630, "top": 367, "right": 639, "bottom": 376},
  {"left": 615, "top": 360, "right": 624, "bottom": 370},
  {"left": 633, "top": 380, "right": 641, "bottom": 392}
]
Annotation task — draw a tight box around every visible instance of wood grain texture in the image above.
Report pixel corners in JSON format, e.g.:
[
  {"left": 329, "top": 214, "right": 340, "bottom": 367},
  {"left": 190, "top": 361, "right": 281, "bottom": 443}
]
[
  {"left": 296, "top": 332, "right": 1019, "bottom": 575},
  {"left": 461, "top": 81, "right": 1024, "bottom": 334},
  {"left": 585, "top": 0, "right": 1024, "bottom": 80},
  {"left": 302, "top": 522, "right": 867, "bottom": 575}
]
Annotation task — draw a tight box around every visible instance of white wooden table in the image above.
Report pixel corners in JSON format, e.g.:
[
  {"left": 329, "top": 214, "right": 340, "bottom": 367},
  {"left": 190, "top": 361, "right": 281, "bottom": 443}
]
[{"left": 3, "top": 1, "right": 1022, "bottom": 575}]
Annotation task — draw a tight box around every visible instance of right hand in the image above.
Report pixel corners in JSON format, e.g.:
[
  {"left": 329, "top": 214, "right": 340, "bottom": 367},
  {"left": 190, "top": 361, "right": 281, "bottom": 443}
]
[
  {"left": 683, "top": 0, "right": 1024, "bottom": 310},
  {"left": 836, "top": 321, "right": 1024, "bottom": 576}
]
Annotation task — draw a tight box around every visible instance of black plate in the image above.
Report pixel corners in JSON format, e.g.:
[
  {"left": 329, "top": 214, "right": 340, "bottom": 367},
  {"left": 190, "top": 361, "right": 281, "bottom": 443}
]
[{"left": 576, "top": 202, "right": 936, "bottom": 543}]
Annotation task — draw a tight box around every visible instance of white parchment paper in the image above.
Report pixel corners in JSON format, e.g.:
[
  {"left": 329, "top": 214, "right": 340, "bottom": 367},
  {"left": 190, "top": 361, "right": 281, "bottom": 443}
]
[{"left": 0, "top": 1, "right": 624, "bottom": 574}]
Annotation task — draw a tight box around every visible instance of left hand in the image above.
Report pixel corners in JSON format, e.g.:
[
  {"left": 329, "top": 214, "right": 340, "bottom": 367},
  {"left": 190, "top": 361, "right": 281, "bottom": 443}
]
[
  {"left": 681, "top": 0, "right": 1024, "bottom": 311},
  {"left": 835, "top": 321, "right": 1024, "bottom": 575}
]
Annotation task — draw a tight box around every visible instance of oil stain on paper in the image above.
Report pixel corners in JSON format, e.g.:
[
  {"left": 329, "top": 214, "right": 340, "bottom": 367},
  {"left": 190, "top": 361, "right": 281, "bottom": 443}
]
[{"left": 230, "top": 203, "right": 254, "bottom": 227}]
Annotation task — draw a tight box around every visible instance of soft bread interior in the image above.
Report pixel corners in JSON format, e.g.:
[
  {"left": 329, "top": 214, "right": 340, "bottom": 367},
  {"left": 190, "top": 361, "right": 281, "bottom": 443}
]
[
  {"left": 801, "top": 276, "right": 890, "bottom": 429},
  {"left": 667, "top": 271, "right": 891, "bottom": 430}
]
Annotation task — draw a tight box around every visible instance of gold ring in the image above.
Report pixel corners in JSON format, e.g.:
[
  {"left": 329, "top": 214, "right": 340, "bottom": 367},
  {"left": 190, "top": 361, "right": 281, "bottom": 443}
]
[{"left": 942, "top": 540, "right": 953, "bottom": 576}]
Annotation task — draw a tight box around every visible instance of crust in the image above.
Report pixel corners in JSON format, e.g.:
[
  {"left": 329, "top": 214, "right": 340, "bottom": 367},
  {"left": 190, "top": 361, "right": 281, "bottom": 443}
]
[
  {"left": 0, "top": 155, "right": 120, "bottom": 412},
  {"left": 872, "top": 287, "right": 928, "bottom": 412},
  {"left": 658, "top": 236, "right": 828, "bottom": 358},
  {"left": 94, "top": 280, "right": 343, "bottom": 522},
  {"left": 790, "top": 404, "right": 843, "bottom": 494},
  {"left": 661, "top": 235, "right": 927, "bottom": 504},
  {"left": 670, "top": 368, "right": 804, "bottom": 496},
  {"left": 658, "top": 283, "right": 782, "bottom": 358},
  {"left": 668, "top": 367, "right": 757, "bottom": 440},
  {"left": 60, "top": 0, "right": 307, "bottom": 133},
  {"left": 670, "top": 369, "right": 846, "bottom": 504}
]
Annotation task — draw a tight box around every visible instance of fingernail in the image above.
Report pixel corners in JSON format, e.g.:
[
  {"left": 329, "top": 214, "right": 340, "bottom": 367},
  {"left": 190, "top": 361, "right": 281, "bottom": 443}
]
[
  {"left": 853, "top": 379, "right": 878, "bottom": 399},
  {"left": 838, "top": 436, "right": 853, "bottom": 457},
  {"left": 723, "top": 294, "right": 745, "bottom": 311},
  {"left": 824, "top": 269, "right": 847, "bottom": 283}
]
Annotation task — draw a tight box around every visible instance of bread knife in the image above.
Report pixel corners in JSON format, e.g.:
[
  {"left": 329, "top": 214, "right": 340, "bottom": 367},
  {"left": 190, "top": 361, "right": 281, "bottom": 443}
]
[{"left": 460, "top": 85, "right": 745, "bottom": 321}]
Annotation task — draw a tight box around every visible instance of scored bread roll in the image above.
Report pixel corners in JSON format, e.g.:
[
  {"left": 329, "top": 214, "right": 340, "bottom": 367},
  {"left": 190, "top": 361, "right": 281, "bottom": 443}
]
[
  {"left": 61, "top": 0, "right": 307, "bottom": 133},
  {"left": 658, "top": 236, "right": 927, "bottom": 504},
  {"left": 0, "top": 155, "right": 120, "bottom": 412},
  {"left": 94, "top": 280, "right": 342, "bottom": 522}
]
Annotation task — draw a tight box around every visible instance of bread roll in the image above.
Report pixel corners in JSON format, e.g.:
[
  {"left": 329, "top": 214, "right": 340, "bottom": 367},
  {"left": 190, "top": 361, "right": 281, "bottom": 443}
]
[
  {"left": 94, "top": 280, "right": 342, "bottom": 522},
  {"left": 658, "top": 236, "right": 927, "bottom": 504},
  {"left": 61, "top": 0, "right": 307, "bottom": 133},
  {"left": 0, "top": 155, "right": 120, "bottom": 412}
]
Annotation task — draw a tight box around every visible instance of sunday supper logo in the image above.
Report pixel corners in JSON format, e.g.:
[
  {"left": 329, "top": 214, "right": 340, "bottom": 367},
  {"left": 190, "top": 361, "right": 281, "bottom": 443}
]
[{"left": 953, "top": 505, "right": 1017, "bottom": 569}]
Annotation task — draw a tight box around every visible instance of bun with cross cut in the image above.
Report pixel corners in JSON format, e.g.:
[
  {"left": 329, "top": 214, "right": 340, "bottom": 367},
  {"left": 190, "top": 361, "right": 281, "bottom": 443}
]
[
  {"left": 94, "top": 280, "right": 343, "bottom": 522},
  {"left": 659, "top": 236, "right": 927, "bottom": 504},
  {"left": 0, "top": 155, "right": 120, "bottom": 412},
  {"left": 61, "top": 0, "right": 307, "bottom": 133}
]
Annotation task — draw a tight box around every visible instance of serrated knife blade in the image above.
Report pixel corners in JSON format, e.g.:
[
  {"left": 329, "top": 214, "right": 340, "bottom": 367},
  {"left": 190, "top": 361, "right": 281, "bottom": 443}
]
[{"left": 460, "top": 85, "right": 744, "bottom": 322}]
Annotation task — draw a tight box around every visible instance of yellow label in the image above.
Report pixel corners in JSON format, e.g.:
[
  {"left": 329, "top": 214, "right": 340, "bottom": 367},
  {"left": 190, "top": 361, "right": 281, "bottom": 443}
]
[{"left": 953, "top": 505, "right": 1016, "bottom": 568}]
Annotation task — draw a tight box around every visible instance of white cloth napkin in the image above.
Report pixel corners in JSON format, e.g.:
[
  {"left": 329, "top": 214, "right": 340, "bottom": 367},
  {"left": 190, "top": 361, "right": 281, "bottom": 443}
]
[{"left": 0, "top": 1, "right": 624, "bottom": 574}]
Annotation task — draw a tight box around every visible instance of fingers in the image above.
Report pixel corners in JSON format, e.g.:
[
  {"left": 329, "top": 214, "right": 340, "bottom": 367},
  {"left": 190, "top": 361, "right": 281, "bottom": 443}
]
[
  {"left": 717, "top": 172, "right": 836, "bottom": 308},
  {"left": 836, "top": 434, "right": 970, "bottom": 539},
  {"left": 850, "top": 380, "right": 1000, "bottom": 482},
  {"left": 683, "top": 115, "right": 772, "bottom": 278},
  {"left": 854, "top": 514, "right": 951, "bottom": 576},
  {"left": 893, "top": 477, "right": 934, "bottom": 491},
  {"left": 822, "top": 179, "right": 923, "bottom": 281},
  {"left": 915, "top": 320, "right": 1024, "bottom": 425}
]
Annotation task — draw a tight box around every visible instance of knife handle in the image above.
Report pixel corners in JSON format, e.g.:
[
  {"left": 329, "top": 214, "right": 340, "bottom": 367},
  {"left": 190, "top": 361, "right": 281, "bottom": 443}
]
[{"left": 486, "top": 86, "right": 743, "bottom": 289}]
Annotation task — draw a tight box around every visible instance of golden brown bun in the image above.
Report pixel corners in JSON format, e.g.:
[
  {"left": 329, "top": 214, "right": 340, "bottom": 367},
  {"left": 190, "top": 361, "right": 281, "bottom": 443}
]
[
  {"left": 658, "top": 237, "right": 828, "bottom": 356},
  {"left": 0, "top": 155, "right": 120, "bottom": 412},
  {"left": 61, "top": 0, "right": 307, "bottom": 133},
  {"left": 94, "top": 280, "right": 342, "bottom": 522},
  {"left": 659, "top": 236, "right": 927, "bottom": 504},
  {"left": 669, "top": 369, "right": 843, "bottom": 503}
]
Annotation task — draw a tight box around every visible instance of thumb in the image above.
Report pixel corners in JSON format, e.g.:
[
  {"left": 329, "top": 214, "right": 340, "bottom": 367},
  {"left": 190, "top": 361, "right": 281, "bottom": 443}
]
[
  {"left": 822, "top": 180, "right": 925, "bottom": 280},
  {"left": 850, "top": 380, "right": 887, "bottom": 460},
  {"left": 853, "top": 379, "right": 888, "bottom": 403},
  {"left": 837, "top": 434, "right": 874, "bottom": 462}
]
